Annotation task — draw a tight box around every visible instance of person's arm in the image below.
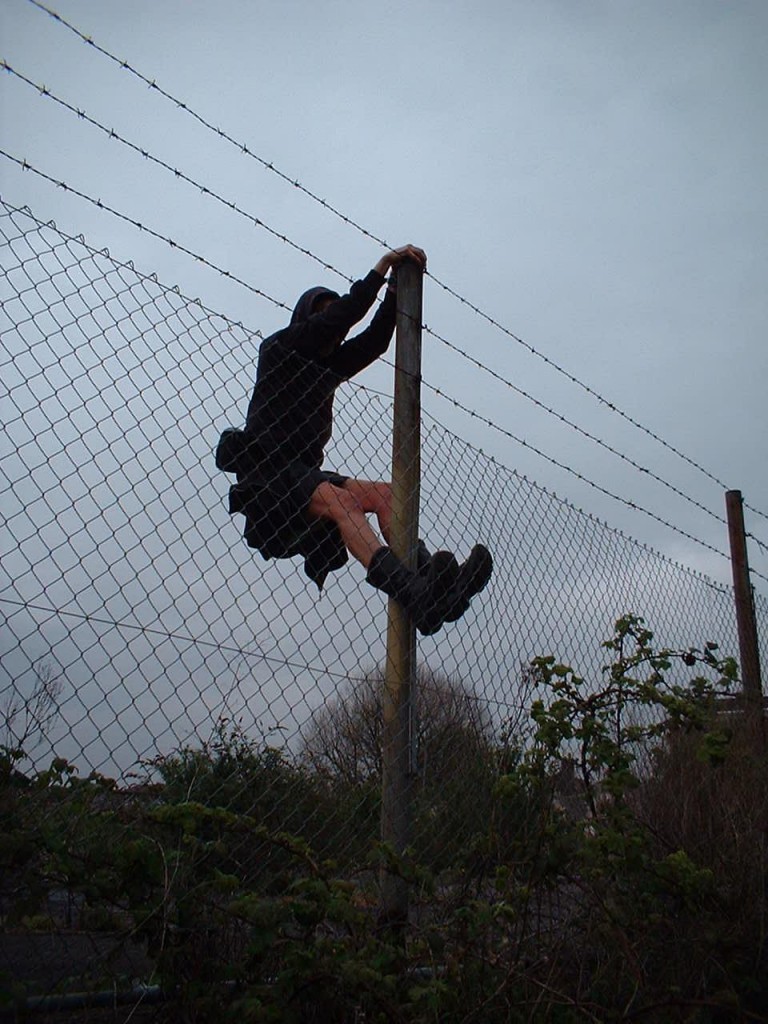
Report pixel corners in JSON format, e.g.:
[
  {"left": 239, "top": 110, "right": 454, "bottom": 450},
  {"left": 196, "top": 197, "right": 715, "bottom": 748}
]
[
  {"left": 329, "top": 288, "right": 397, "bottom": 379},
  {"left": 287, "top": 272, "right": 385, "bottom": 358},
  {"left": 328, "top": 245, "right": 427, "bottom": 378},
  {"left": 288, "top": 245, "right": 427, "bottom": 361},
  {"left": 373, "top": 243, "right": 427, "bottom": 279}
]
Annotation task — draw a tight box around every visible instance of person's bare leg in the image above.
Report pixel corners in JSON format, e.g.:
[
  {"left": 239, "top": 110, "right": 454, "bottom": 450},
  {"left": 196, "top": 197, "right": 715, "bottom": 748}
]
[
  {"left": 308, "top": 481, "right": 467, "bottom": 636},
  {"left": 342, "top": 480, "right": 392, "bottom": 546},
  {"left": 307, "top": 482, "right": 383, "bottom": 569}
]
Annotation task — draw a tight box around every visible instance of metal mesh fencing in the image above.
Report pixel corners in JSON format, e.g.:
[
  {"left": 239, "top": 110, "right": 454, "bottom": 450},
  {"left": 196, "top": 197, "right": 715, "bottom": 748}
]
[{"left": 1, "top": 198, "right": 762, "bottom": 1001}]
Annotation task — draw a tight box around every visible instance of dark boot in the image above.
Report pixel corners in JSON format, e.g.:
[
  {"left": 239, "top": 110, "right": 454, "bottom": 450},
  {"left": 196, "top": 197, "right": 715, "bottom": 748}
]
[
  {"left": 417, "top": 542, "right": 494, "bottom": 622},
  {"left": 367, "top": 546, "right": 458, "bottom": 636},
  {"left": 447, "top": 544, "right": 493, "bottom": 621},
  {"left": 415, "top": 539, "right": 432, "bottom": 574},
  {"left": 415, "top": 541, "right": 465, "bottom": 621}
]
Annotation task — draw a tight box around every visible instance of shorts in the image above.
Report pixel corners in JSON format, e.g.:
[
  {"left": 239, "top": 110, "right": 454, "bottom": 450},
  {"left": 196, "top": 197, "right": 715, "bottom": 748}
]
[{"left": 228, "top": 459, "right": 348, "bottom": 560}]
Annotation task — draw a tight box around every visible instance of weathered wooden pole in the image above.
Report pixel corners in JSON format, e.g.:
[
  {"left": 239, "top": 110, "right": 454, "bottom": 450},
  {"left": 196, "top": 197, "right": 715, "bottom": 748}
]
[
  {"left": 725, "top": 490, "right": 764, "bottom": 737},
  {"left": 380, "top": 260, "right": 422, "bottom": 928}
]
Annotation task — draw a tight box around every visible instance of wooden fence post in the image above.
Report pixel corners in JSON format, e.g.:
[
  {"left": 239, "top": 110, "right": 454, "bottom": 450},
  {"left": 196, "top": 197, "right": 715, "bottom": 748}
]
[
  {"left": 725, "top": 489, "right": 764, "bottom": 739},
  {"left": 380, "top": 261, "right": 422, "bottom": 928}
]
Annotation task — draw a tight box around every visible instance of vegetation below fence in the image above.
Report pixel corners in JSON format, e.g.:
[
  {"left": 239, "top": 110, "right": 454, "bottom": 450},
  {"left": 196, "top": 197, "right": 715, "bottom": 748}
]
[{"left": 2, "top": 616, "right": 766, "bottom": 1022}]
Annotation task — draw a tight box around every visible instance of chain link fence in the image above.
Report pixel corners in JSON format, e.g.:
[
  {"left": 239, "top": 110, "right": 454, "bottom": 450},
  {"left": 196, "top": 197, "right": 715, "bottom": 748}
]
[{"left": 2, "top": 198, "right": 764, "bottom": 1007}]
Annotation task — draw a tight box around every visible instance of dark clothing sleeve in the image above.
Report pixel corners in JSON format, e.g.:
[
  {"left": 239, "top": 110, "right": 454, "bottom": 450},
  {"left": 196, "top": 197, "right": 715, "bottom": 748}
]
[
  {"left": 327, "top": 286, "right": 396, "bottom": 380},
  {"left": 287, "top": 270, "right": 388, "bottom": 359},
  {"left": 243, "top": 271, "right": 396, "bottom": 470}
]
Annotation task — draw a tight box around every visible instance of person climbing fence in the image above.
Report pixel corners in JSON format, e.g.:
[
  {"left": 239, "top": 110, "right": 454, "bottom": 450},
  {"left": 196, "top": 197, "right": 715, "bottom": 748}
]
[{"left": 216, "top": 244, "right": 492, "bottom": 635}]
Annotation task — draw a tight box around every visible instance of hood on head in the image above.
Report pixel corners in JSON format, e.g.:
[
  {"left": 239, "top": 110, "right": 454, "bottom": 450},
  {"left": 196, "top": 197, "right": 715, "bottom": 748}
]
[{"left": 290, "top": 286, "right": 341, "bottom": 325}]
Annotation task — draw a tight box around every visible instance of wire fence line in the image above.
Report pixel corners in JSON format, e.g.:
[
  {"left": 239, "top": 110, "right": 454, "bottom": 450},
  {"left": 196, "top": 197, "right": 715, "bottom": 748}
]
[
  {"left": 6, "top": 146, "right": 764, "bottom": 586},
  {"left": 22, "top": 0, "right": 768, "bottom": 529},
  {"left": 0, "top": 59, "right": 357, "bottom": 289},
  {"left": 1, "top": 198, "right": 765, "bottom": 1002},
  {"left": 6, "top": 57, "right": 760, "bottom": 558}
]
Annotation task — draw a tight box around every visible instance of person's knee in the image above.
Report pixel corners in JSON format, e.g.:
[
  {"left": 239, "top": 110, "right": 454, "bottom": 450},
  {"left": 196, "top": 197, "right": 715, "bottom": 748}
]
[
  {"left": 376, "top": 482, "right": 392, "bottom": 506},
  {"left": 374, "top": 482, "right": 392, "bottom": 520},
  {"left": 335, "top": 488, "right": 363, "bottom": 521},
  {"left": 342, "top": 479, "right": 390, "bottom": 512},
  {"left": 311, "top": 483, "right": 362, "bottom": 524}
]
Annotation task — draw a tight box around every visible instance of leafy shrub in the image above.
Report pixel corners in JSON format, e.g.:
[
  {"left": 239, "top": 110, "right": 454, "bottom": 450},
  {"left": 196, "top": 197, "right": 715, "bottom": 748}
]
[{"left": 4, "top": 617, "right": 766, "bottom": 1022}]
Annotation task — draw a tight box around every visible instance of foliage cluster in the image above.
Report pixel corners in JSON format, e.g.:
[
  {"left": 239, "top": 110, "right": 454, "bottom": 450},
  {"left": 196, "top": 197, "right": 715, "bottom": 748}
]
[{"left": 1, "top": 616, "right": 766, "bottom": 1022}]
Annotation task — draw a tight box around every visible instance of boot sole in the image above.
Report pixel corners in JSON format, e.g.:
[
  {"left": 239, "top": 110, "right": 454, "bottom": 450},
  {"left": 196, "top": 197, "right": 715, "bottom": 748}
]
[
  {"left": 416, "top": 551, "right": 460, "bottom": 635},
  {"left": 445, "top": 545, "right": 493, "bottom": 622}
]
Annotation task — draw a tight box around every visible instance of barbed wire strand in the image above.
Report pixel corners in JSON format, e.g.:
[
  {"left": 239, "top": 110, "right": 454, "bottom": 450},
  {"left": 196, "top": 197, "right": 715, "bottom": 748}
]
[
  {"left": 4, "top": 149, "right": 765, "bottom": 583},
  {"left": 420, "top": 317, "right": 768, "bottom": 555},
  {"left": 0, "top": 148, "right": 290, "bottom": 314},
  {"left": 7, "top": 63, "right": 766, "bottom": 558},
  {"left": 0, "top": 62, "right": 355, "bottom": 288},
  {"left": 0, "top": 212, "right": 261, "bottom": 344},
  {"left": 427, "top": 281, "right": 768, "bottom": 527},
  {"left": 417, "top": 402, "right": 739, "bottom": 597},
  {"left": 419, "top": 378, "right": 768, "bottom": 584},
  {"left": 22, "top": 0, "right": 768, "bottom": 527}
]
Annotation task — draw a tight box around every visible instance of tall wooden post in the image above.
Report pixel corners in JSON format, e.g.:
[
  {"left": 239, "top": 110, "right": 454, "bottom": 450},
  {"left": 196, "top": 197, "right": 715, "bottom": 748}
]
[
  {"left": 380, "top": 261, "right": 422, "bottom": 928},
  {"left": 725, "top": 490, "right": 764, "bottom": 736}
]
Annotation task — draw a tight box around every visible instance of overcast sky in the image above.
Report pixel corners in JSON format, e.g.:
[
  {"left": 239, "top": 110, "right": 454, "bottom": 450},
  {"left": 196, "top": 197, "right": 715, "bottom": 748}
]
[{"left": 1, "top": 1, "right": 767, "bottom": 771}]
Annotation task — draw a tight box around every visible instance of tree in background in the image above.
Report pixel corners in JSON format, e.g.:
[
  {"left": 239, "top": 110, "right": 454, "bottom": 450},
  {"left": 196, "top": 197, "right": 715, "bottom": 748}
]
[
  {"left": 301, "top": 666, "right": 507, "bottom": 868},
  {"left": 301, "top": 665, "right": 493, "bottom": 785},
  {"left": 1, "top": 659, "right": 63, "bottom": 756}
]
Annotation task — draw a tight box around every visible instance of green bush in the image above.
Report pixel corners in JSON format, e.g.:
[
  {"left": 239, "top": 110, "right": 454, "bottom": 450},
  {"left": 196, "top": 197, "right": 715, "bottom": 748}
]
[{"left": 3, "top": 617, "right": 766, "bottom": 1022}]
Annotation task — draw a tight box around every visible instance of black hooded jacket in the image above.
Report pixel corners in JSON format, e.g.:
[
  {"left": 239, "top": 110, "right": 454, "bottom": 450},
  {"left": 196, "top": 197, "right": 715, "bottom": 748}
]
[
  {"left": 245, "top": 270, "right": 395, "bottom": 467},
  {"left": 215, "top": 270, "right": 396, "bottom": 589}
]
